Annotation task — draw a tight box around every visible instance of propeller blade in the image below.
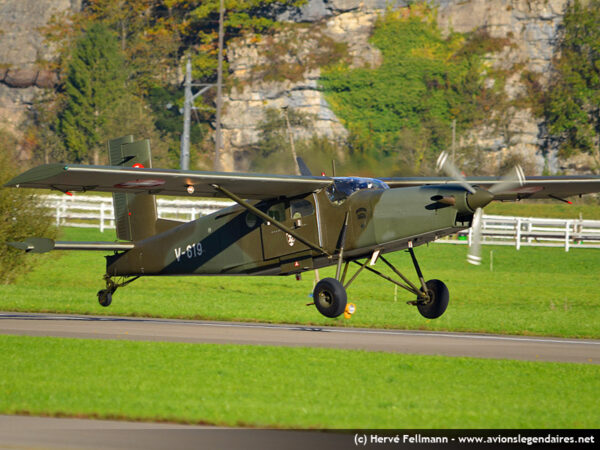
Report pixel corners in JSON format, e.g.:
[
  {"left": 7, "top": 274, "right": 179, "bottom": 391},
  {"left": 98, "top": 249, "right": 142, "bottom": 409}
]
[
  {"left": 435, "top": 151, "right": 476, "bottom": 194},
  {"left": 467, "top": 207, "right": 483, "bottom": 265},
  {"left": 488, "top": 165, "right": 525, "bottom": 195}
]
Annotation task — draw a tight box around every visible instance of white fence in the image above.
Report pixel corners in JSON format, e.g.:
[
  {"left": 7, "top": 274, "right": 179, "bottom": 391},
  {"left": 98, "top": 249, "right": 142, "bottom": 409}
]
[
  {"left": 438, "top": 214, "right": 600, "bottom": 251},
  {"left": 43, "top": 194, "right": 233, "bottom": 232},
  {"left": 42, "top": 195, "right": 600, "bottom": 251}
]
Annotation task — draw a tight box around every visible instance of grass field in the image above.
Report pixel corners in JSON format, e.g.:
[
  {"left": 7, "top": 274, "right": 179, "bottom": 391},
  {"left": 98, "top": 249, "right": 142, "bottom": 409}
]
[
  {"left": 1, "top": 334, "right": 598, "bottom": 429},
  {"left": 1, "top": 227, "right": 599, "bottom": 338},
  {"left": 485, "top": 200, "right": 600, "bottom": 220}
]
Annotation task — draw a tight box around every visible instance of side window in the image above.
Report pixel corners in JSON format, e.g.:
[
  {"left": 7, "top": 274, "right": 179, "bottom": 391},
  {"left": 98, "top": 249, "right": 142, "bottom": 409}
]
[
  {"left": 290, "top": 199, "right": 314, "bottom": 219},
  {"left": 245, "top": 212, "right": 258, "bottom": 228},
  {"left": 267, "top": 202, "right": 286, "bottom": 222}
]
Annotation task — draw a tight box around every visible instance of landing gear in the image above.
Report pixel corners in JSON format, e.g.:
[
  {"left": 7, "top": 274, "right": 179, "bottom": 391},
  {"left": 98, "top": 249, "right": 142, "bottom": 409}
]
[
  {"left": 97, "top": 289, "right": 113, "bottom": 307},
  {"left": 96, "top": 274, "right": 140, "bottom": 307},
  {"left": 312, "top": 242, "right": 450, "bottom": 320},
  {"left": 416, "top": 279, "right": 449, "bottom": 319},
  {"left": 313, "top": 278, "right": 347, "bottom": 318}
]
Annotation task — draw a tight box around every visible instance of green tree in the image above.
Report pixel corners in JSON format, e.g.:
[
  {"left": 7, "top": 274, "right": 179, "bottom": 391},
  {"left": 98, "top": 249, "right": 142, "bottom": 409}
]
[
  {"left": 545, "top": 0, "right": 600, "bottom": 170},
  {"left": 0, "top": 131, "right": 57, "bottom": 284},
  {"left": 320, "top": 5, "right": 507, "bottom": 176},
  {"left": 250, "top": 108, "right": 313, "bottom": 173},
  {"left": 58, "top": 23, "right": 129, "bottom": 164}
]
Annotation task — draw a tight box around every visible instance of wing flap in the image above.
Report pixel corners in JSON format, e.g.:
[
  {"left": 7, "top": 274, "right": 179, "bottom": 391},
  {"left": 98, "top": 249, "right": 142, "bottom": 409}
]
[{"left": 4, "top": 164, "right": 333, "bottom": 200}]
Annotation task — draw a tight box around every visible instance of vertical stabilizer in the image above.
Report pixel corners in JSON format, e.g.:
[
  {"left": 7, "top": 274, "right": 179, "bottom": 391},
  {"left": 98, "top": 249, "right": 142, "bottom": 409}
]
[{"left": 108, "top": 136, "right": 158, "bottom": 241}]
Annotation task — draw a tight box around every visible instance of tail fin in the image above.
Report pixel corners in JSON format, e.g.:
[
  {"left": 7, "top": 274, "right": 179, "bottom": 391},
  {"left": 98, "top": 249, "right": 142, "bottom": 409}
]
[
  {"left": 108, "top": 136, "right": 175, "bottom": 241},
  {"left": 296, "top": 157, "right": 313, "bottom": 176}
]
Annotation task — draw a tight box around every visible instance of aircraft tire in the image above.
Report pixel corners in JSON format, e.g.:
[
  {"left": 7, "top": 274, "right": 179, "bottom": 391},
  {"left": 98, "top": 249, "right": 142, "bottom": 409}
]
[
  {"left": 313, "top": 278, "right": 347, "bottom": 318},
  {"left": 97, "top": 290, "right": 112, "bottom": 307},
  {"left": 417, "top": 279, "right": 449, "bottom": 319}
]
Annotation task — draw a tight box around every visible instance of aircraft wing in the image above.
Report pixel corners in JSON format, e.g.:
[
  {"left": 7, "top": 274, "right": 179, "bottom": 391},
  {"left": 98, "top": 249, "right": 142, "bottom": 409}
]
[
  {"left": 3, "top": 164, "right": 334, "bottom": 200},
  {"left": 380, "top": 175, "right": 600, "bottom": 201}
]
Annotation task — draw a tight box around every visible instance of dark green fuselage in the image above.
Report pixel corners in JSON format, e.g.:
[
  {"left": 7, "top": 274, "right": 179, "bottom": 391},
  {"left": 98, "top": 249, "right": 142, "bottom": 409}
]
[{"left": 106, "top": 184, "right": 473, "bottom": 277}]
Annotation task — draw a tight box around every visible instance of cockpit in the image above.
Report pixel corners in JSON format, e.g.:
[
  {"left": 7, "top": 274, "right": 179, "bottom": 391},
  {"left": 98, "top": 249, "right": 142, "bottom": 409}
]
[{"left": 326, "top": 177, "right": 390, "bottom": 204}]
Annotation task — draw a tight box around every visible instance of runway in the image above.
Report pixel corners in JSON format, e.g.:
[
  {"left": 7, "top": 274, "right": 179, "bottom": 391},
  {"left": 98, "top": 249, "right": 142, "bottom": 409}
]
[
  {"left": 1, "top": 312, "right": 598, "bottom": 364},
  {"left": 0, "top": 415, "right": 351, "bottom": 450}
]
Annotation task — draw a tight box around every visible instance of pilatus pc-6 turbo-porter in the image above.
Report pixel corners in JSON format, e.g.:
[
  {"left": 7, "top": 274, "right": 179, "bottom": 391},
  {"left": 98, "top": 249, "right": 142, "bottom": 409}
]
[{"left": 5, "top": 136, "right": 600, "bottom": 319}]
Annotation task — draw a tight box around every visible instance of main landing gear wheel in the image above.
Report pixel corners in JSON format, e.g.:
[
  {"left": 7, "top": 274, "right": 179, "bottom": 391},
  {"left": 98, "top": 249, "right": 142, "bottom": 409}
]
[
  {"left": 416, "top": 279, "right": 449, "bottom": 319},
  {"left": 313, "top": 277, "right": 347, "bottom": 318},
  {"left": 97, "top": 289, "right": 113, "bottom": 307}
]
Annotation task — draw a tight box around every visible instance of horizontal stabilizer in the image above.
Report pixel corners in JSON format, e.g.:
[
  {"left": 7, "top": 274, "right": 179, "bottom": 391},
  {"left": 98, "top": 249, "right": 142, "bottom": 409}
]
[
  {"left": 7, "top": 239, "right": 134, "bottom": 253},
  {"left": 8, "top": 238, "right": 55, "bottom": 253}
]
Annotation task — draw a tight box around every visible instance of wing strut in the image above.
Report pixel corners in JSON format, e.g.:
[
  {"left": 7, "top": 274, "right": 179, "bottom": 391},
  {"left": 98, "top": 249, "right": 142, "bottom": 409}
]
[{"left": 210, "top": 184, "right": 331, "bottom": 257}]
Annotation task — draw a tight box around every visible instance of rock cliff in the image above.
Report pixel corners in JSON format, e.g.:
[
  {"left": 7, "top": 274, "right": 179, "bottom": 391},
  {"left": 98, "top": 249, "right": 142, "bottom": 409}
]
[
  {"left": 220, "top": 0, "right": 581, "bottom": 173},
  {"left": 0, "top": 0, "right": 593, "bottom": 173},
  {"left": 0, "top": 0, "right": 81, "bottom": 136}
]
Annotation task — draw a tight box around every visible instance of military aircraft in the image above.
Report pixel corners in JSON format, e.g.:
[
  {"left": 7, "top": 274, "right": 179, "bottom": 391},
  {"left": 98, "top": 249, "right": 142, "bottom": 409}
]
[{"left": 5, "top": 135, "right": 600, "bottom": 319}]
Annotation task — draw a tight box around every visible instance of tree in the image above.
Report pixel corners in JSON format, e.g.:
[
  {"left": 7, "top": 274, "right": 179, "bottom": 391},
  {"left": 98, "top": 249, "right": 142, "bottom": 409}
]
[
  {"left": 58, "top": 23, "right": 129, "bottom": 164},
  {"left": 250, "top": 108, "right": 313, "bottom": 173},
  {"left": 545, "top": 0, "right": 600, "bottom": 170},
  {"left": 0, "top": 131, "right": 57, "bottom": 284},
  {"left": 320, "top": 6, "right": 508, "bottom": 176}
]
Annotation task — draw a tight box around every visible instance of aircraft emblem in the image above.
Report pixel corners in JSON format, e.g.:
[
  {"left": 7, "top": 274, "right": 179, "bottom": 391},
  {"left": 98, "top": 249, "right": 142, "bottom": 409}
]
[{"left": 286, "top": 233, "right": 295, "bottom": 246}]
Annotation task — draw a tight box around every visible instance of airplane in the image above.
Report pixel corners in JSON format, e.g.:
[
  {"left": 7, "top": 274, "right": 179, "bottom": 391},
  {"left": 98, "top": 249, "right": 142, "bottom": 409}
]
[{"left": 4, "top": 135, "right": 600, "bottom": 320}]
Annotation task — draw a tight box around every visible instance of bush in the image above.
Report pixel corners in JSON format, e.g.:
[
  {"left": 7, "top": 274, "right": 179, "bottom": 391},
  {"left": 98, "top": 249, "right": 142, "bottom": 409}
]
[{"left": 0, "top": 133, "right": 58, "bottom": 284}]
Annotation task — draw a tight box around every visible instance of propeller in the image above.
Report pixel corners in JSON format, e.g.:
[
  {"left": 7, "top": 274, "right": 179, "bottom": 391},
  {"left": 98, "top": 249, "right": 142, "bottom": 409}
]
[
  {"left": 435, "top": 152, "right": 476, "bottom": 194},
  {"left": 436, "top": 151, "right": 525, "bottom": 265}
]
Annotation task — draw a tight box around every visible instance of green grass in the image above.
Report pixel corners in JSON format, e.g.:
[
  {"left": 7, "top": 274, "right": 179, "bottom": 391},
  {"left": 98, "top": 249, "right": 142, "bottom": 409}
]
[
  {"left": 1, "top": 227, "right": 599, "bottom": 338},
  {"left": 1, "top": 335, "right": 598, "bottom": 428},
  {"left": 486, "top": 200, "right": 600, "bottom": 220}
]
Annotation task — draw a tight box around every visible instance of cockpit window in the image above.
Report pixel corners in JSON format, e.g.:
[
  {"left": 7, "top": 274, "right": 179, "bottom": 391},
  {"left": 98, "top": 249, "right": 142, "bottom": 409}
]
[
  {"left": 267, "top": 202, "right": 285, "bottom": 222},
  {"left": 290, "top": 199, "right": 314, "bottom": 219},
  {"left": 326, "top": 177, "right": 389, "bottom": 204}
]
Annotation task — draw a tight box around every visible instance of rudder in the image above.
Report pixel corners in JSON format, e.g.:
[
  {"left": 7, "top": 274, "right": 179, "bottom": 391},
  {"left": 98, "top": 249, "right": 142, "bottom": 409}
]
[{"left": 108, "top": 136, "right": 158, "bottom": 241}]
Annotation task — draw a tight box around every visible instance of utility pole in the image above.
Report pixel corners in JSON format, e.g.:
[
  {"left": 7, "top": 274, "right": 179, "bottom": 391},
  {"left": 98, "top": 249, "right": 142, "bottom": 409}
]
[
  {"left": 451, "top": 118, "right": 456, "bottom": 164},
  {"left": 180, "top": 0, "right": 225, "bottom": 171},
  {"left": 214, "top": 0, "right": 225, "bottom": 171},
  {"left": 180, "top": 57, "right": 213, "bottom": 170},
  {"left": 180, "top": 58, "right": 192, "bottom": 171},
  {"left": 282, "top": 106, "right": 301, "bottom": 176}
]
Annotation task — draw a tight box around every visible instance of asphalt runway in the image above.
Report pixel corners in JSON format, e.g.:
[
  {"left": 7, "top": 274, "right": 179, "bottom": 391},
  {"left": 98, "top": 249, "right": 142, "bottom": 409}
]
[
  {"left": 0, "top": 415, "right": 353, "bottom": 450},
  {"left": 2, "top": 313, "right": 599, "bottom": 448},
  {"left": 1, "top": 312, "right": 599, "bottom": 364}
]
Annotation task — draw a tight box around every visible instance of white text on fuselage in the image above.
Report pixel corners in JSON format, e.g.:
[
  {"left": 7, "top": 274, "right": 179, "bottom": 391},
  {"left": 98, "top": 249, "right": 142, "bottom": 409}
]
[{"left": 174, "top": 242, "right": 203, "bottom": 262}]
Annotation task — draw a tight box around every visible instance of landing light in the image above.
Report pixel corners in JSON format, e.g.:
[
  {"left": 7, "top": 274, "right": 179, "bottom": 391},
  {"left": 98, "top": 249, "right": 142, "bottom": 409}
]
[{"left": 186, "top": 185, "right": 195, "bottom": 194}]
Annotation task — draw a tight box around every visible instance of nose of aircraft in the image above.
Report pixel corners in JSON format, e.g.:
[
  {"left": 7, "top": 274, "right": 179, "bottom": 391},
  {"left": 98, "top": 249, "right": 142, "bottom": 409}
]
[{"left": 466, "top": 188, "right": 494, "bottom": 211}]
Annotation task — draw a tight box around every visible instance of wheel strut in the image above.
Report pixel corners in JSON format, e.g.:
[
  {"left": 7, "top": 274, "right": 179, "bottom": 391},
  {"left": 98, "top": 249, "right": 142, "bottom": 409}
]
[{"left": 97, "top": 274, "right": 140, "bottom": 307}]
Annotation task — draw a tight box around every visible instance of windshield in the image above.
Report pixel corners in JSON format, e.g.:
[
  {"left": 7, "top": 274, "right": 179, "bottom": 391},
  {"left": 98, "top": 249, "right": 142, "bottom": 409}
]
[{"left": 326, "top": 177, "right": 389, "bottom": 204}]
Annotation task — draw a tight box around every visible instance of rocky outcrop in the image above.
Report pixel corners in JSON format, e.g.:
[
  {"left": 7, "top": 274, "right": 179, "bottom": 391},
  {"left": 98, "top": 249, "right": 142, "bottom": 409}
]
[
  {"left": 437, "top": 0, "right": 572, "bottom": 173},
  {"left": 0, "top": 0, "right": 81, "bottom": 134},
  {"left": 220, "top": 0, "right": 594, "bottom": 174},
  {"left": 219, "top": 11, "right": 381, "bottom": 170},
  {"left": 1, "top": 68, "right": 59, "bottom": 88},
  {"left": 0, "top": 0, "right": 594, "bottom": 173}
]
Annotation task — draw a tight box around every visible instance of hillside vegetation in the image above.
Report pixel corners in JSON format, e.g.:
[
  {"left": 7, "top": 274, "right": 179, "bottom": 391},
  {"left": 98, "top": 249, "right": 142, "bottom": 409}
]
[
  {"left": 3, "top": 1, "right": 599, "bottom": 177},
  {"left": 320, "top": 5, "right": 507, "bottom": 176}
]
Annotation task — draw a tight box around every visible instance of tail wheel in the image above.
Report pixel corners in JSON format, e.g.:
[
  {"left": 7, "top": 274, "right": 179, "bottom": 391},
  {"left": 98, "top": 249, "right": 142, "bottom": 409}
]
[
  {"left": 97, "top": 290, "right": 112, "bottom": 307},
  {"left": 313, "top": 278, "right": 347, "bottom": 318},
  {"left": 417, "top": 279, "right": 449, "bottom": 319}
]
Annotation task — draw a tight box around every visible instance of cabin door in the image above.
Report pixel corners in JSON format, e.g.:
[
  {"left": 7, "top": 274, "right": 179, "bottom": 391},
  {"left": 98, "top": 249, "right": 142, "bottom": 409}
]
[{"left": 260, "top": 197, "right": 318, "bottom": 260}]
